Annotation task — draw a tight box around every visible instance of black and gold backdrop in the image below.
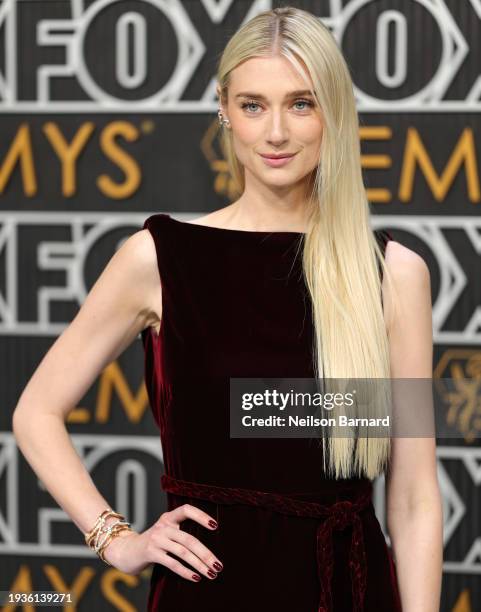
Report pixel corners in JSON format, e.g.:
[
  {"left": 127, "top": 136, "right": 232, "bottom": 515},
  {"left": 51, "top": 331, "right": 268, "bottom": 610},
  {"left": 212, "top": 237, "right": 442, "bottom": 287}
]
[{"left": 1, "top": 1, "right": 480, "bottom": 610}]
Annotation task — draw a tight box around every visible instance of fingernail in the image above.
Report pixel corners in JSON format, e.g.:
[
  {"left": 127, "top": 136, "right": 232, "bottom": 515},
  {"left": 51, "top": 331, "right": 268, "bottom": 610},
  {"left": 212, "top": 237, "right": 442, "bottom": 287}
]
[
  {"left": 207, "top": 569, "right": 218, "bottom": 579},
  {"left": 192, "top": 574, "right": 202, "bottom": 581},
  {"left": 208, "top": 520, "right": 218, "bottom": 529},
  {"left": 213, "top": 561, "right": 223, "bottom": 571}
]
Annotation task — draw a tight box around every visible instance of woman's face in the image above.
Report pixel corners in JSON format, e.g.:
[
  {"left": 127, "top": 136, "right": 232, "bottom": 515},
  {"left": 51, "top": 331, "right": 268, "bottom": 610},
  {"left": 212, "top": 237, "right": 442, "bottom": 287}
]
[{"left": 218, "top": 55, "right": 323, "bottom": 191}]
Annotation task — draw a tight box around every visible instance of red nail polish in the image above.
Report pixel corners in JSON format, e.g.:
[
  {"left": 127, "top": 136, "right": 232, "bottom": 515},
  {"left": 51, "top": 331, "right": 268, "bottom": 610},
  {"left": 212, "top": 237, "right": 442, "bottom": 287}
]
[
  {"left": 207, "top": 569, "right": 218, "bottom": 579},
  {"left": 192, "top": 574, "right": 201, "bottom": 581},
  {"left": 208, "top": 519, "right": 218, "bottom": 529},
  {"left": 213, "top": 561, "right": 223, "bottom": 571}
]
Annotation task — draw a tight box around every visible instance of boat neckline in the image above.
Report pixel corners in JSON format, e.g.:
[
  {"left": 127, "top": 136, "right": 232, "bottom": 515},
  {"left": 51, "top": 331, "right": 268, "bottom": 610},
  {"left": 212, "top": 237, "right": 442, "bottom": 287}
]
[{"left": 164, "top": 213, "right": 306, "bottom": 236}]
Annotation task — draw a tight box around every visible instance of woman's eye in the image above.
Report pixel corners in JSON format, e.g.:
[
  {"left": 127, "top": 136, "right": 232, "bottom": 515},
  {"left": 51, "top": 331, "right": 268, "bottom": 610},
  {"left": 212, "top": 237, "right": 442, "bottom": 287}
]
[
  {"left": 241, "top": 101, "right": 261, "bottom": 112},
  {"left": 240, "top": 99, "right": 313, "bottom": 113},
  {"left": 294, "top": 99, "right": 313, "bottom": 110}
]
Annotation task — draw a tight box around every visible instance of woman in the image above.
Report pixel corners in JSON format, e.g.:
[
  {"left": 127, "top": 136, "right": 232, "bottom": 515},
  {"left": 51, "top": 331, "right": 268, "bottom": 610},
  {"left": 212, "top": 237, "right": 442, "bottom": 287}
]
[{"left": 12, "top": 6, "right": 443, "bottom": 612}]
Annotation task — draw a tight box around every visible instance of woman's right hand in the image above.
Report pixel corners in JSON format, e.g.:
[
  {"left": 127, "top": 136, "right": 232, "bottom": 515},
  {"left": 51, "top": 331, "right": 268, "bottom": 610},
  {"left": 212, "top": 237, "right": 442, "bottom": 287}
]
[{"left": 103, "top": 504, "right": 224, "bottom": 581}]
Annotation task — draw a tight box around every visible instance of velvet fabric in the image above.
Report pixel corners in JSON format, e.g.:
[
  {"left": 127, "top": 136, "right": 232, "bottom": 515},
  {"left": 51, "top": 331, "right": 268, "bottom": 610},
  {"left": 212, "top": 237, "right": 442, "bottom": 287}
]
[{"left": 141, "top": 213, "right": 401, "bottom": 612}]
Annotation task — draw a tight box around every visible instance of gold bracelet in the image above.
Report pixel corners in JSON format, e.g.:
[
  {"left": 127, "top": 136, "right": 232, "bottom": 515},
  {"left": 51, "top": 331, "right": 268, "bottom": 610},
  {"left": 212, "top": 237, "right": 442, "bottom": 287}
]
[
  {"left": 85, "top": 508, "right": 124, "bottom": 547},
  {"left": 97, "top": 524, "right": 133, "bottom": 565},
  {"left": 84, "top": 508, "right": 132, "bottom": 565},
  {"left": 89, "top": 519, "right": 130, "bottom": 552}
]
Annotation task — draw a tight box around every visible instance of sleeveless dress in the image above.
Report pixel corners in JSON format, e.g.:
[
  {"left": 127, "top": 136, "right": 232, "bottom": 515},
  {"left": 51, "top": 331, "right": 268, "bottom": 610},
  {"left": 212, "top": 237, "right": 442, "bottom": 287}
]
[{"left": 140, "top": 212, "right": 402, "bottom": 612}]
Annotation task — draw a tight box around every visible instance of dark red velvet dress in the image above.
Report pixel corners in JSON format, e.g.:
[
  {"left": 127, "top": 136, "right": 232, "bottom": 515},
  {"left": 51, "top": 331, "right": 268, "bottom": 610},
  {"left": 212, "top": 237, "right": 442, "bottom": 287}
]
[{"left": 141, "top": 213, "right": 402, "bottom": 612}]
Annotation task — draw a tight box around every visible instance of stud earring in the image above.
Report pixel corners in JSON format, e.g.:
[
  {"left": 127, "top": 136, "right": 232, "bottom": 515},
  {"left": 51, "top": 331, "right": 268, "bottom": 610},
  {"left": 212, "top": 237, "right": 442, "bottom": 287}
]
[{"left": 217, "top": 109, "right": 231, "bottom": 128}]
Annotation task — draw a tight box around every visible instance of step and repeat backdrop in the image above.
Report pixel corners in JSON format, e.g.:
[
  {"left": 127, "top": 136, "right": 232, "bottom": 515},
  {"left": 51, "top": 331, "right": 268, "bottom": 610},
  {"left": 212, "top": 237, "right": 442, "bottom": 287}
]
[{"left": 0, "top": 1, "right": 480, "bottom": 610}]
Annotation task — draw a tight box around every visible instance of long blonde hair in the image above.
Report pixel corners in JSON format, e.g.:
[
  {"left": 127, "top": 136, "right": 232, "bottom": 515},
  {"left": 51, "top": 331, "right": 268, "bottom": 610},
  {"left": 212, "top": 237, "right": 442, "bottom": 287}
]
[{"left": 216, "top": 6, "right": 399, "bottom": 480}]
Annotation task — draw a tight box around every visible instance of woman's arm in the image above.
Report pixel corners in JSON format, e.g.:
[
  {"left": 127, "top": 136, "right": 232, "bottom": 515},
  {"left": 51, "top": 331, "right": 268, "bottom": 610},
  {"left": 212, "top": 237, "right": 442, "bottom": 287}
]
[
  {"left": 13, "top": 229, "right": 161, "bottom": 533},
  {"left": 382, "top": 241, "right": 443, "bottom": 612},
  {"left": 12, "top": 228, "right": 223, "bottom": 580}
]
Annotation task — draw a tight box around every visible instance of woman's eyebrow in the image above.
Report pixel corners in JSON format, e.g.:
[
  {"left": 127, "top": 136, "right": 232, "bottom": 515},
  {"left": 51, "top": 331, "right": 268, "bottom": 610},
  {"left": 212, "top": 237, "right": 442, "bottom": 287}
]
[{"left": 234, "top": 90, "right": 314, "bottom": 100}]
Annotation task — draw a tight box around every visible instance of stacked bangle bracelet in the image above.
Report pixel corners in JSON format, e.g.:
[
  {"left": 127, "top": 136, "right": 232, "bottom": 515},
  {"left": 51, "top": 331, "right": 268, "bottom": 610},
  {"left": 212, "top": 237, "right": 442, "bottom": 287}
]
[{"left": 84, "top": 508, "right": 132, "bottom": 565}]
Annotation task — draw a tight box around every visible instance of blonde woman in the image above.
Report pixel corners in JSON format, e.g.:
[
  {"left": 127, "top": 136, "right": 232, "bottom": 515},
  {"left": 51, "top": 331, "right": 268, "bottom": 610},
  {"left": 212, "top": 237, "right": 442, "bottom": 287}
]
[{"left": 13, "top": 6, "right": 443, "bottom": 612}]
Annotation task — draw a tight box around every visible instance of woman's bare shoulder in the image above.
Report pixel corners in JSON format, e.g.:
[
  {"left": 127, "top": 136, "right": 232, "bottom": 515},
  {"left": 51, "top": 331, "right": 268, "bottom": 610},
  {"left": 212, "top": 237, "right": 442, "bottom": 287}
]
[
  {"left": 384, "top": 239, "right": 430, "bottom": 283},
  {"left": 382, "top": 240, "right": 431, "bottom": 336}
]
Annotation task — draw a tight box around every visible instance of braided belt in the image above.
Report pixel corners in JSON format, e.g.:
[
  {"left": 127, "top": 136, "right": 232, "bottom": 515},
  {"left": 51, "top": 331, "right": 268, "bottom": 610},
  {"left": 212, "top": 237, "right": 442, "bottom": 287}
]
[{"left": 161, "top": 473, "right": 372, "bottom": 612}]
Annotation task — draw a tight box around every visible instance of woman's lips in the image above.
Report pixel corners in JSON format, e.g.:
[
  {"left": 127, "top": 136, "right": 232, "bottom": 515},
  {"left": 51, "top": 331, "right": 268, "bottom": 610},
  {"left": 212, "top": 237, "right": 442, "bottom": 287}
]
[{"left": 260, "top": 153, "right": 297, "bottom": 167}]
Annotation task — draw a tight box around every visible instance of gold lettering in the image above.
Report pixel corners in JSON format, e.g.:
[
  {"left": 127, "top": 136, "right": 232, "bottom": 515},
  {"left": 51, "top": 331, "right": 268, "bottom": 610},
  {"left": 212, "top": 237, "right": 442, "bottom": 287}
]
[
  {"left": 44, "top": 123, "right": 95, "bottom": 197},
  {"left": 399, "top": 127, "right": 480, "bottom": 202},
  {"left": 97, "top": 122, "right": 141, "bottom": 199},
  {"left": 360, "top": 126, "right": 393, "bottom": 203},
  {"left": 100, "top": 569, "right": 139, "bottom": 612},
  {"left": 3, "top": 565, "right": 34, "bottom": 612},
  {"left": 0, "top": 124, "right": 37, "bottom": 196},
  {"left": 43, "top": 564, "right": 95, "bottom": 612},
  {"left": 96, "top": 361, "right": 148, "bottom": 424}
]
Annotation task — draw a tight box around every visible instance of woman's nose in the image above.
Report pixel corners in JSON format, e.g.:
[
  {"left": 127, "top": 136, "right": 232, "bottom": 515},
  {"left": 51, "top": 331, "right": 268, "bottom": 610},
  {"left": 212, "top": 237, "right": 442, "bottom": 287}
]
[{"left": 265, "top": 112, "right": 289, "bottom": 144}]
